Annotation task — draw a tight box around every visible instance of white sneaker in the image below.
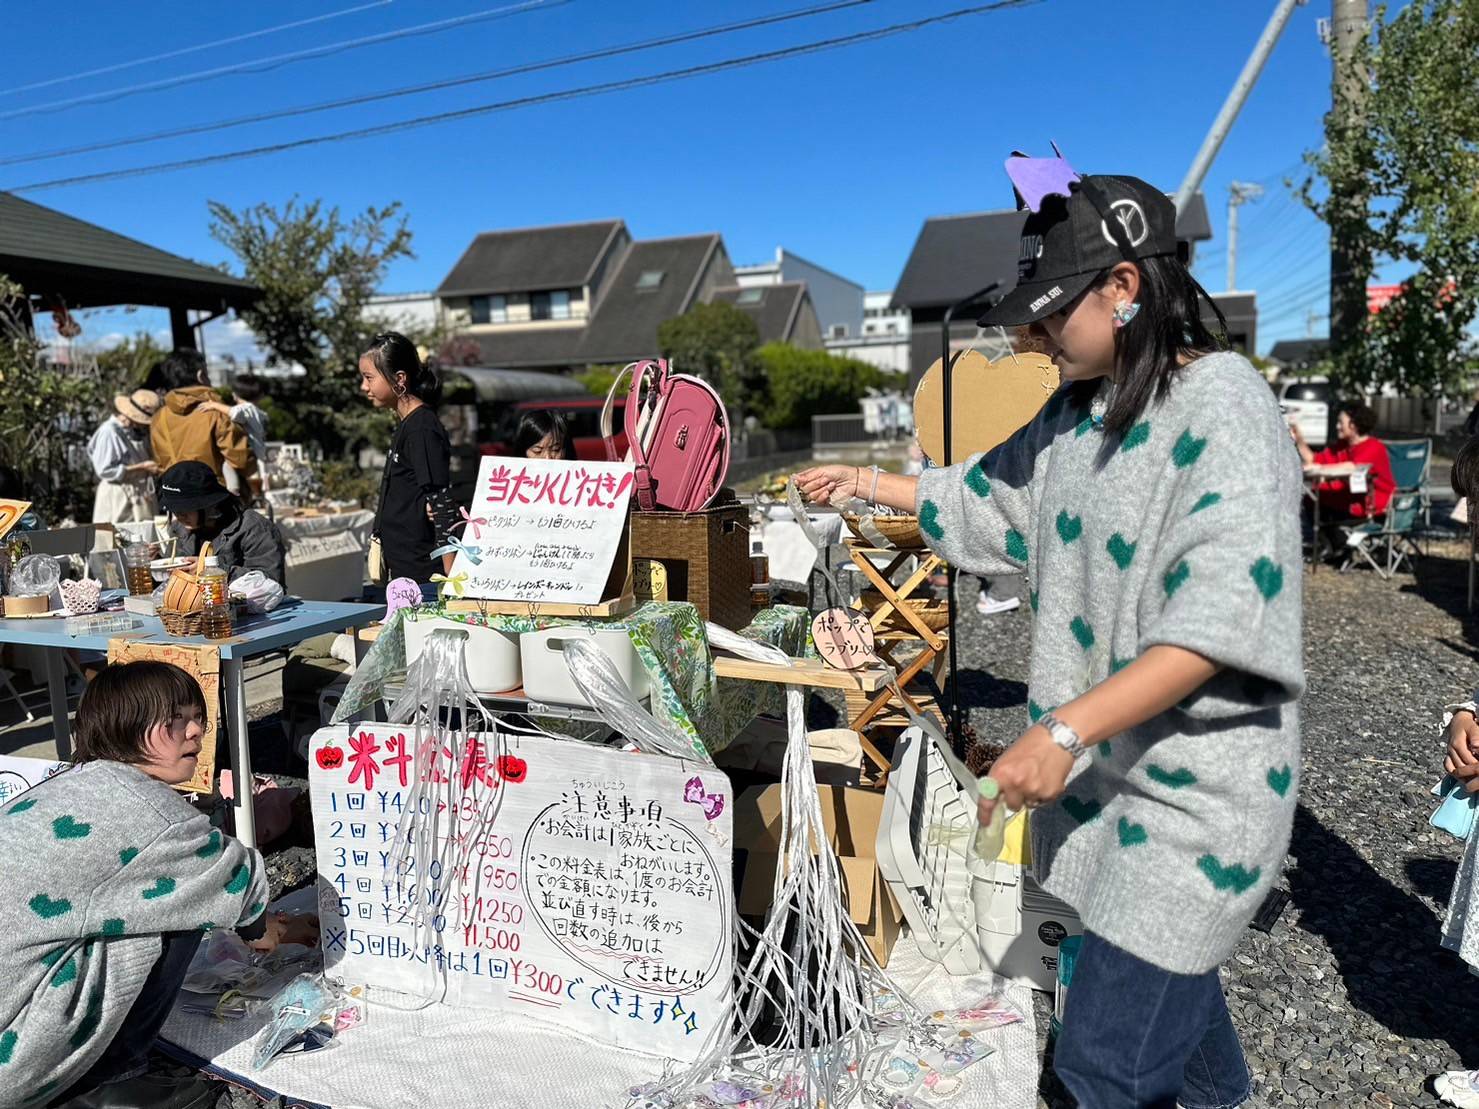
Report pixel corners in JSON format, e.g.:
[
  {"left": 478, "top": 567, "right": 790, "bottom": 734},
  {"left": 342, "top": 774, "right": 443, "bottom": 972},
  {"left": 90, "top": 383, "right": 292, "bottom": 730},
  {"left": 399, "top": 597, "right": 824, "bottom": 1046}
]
[
  {"left": 1435, "top": 1069, "right": 1479, "bottom": 1108},
  {"left": 976, "top": 594, "right": 1021, "bottom": 616}
]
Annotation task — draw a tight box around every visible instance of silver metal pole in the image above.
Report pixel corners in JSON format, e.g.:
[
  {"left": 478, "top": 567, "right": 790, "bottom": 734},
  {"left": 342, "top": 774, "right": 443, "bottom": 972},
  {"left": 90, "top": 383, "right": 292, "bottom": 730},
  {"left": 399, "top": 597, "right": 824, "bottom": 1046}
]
[
  {"left": 1174, "top": 0, "right": 1306, "bottom": 214},
  {"left": 1227, "top": 193, "right": 1239, "bottom": 291}
]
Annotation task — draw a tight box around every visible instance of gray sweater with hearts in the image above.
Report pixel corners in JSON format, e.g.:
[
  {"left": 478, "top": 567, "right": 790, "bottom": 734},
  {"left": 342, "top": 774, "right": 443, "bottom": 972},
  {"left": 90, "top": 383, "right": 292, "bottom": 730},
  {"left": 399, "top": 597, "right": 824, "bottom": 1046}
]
[
  {"left": 0, "top": 761, "right": 267, "bottom": 1105},
  {"left": 917, "top": 351, "right": 1303, "bottom": 974}
]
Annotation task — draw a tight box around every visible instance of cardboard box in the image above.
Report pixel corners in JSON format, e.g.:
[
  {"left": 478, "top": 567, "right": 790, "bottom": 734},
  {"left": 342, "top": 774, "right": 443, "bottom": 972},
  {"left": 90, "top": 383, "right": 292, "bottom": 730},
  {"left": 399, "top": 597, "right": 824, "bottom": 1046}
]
[
  {"left": 733, "top": 783, "right": 903, "bottom": 966},
  {"left": 973, "top": 860, "right": 1083, "bottom": 992}
]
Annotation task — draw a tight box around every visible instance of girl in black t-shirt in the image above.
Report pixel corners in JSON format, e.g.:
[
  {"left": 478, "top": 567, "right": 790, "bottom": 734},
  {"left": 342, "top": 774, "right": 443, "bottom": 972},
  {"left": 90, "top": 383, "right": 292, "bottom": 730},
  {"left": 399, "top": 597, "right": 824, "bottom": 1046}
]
[{"left": 358, "top": 332, "right": 459, "bottom": 585}]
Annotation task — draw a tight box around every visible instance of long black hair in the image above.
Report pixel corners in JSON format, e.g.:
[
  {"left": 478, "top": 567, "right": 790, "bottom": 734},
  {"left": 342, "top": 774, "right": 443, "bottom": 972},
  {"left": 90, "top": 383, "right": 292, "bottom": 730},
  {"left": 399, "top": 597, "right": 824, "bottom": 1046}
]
[
  {"left": 1068, "top": 254, "right": 1229, "bottom": 435},
  {"left": 514, "top": 409, "right": 574, "bottom": 459},
  {"left": 363, "top": 331, "right": 440, "bottom": 406},
  {"left": 1453, "top": 436, "right": 1479, "bottom": 562}
]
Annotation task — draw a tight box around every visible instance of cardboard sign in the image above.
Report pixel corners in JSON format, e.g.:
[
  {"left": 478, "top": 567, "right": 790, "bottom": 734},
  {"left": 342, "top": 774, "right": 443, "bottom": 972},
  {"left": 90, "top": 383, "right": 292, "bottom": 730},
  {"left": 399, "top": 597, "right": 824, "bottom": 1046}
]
[
  {"left": 451, "top": 458, "right": 635, "bottom": 604},
  {"left": 0, "top": 754, "right": 68, "bottom": 806},
  {"left": 309, "top": 726, "right": 733, "bottom": 1061},
  {"left": 106, "top": 639, "right": 219, "bottom": 794},
  {"left": 812, "top": 608, "right": 878, "bottom": 671},
  {"left": 0, "top": 500, "right": 32, "bottom": 542},
  {"left": 914, "top": 350, "right": 1060, "bottom": 464},
  {"left": 632, "top": 558, "right": 669, "bottom": 604}
]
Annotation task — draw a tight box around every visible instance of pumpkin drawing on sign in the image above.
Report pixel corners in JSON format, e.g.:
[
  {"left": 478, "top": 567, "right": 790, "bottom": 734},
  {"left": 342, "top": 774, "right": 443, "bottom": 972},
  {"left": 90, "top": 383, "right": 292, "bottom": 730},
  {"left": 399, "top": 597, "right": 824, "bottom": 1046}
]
[{"left": 316, "top": 741, "right": 344, "bottom": 771}]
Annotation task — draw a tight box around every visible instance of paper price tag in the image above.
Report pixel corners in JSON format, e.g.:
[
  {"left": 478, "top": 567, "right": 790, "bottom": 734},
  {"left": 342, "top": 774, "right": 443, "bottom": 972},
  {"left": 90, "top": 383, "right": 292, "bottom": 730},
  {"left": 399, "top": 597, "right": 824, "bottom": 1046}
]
[{"left": 1349, "top": 469, "right": 1368, "bottom": 494}]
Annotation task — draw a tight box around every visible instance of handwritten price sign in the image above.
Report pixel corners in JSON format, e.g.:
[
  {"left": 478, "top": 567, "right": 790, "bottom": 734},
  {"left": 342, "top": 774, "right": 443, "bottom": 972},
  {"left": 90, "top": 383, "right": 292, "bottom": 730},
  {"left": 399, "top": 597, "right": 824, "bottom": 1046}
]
[
  {"left": 309, "top": 726, "right": 733, "bottom": 1061},
  {"left": 452, "top": 457, "right": 635, "bottom": 604}
]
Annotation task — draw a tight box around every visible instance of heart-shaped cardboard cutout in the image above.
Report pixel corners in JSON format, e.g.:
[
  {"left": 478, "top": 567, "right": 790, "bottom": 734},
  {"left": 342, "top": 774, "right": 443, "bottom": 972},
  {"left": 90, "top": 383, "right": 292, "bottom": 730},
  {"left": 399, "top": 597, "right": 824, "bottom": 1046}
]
[
  {"left": 914, "top": 349, "right": 1059, "bottom": 465},
  {"left": 811, "top": 607, "right": 878, "bottom": 671}
]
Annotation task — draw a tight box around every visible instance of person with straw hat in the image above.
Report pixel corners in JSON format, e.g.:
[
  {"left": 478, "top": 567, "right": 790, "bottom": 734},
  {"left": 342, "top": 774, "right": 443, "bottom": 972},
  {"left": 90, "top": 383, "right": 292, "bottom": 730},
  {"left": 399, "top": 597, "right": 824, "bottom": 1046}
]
[{"left": 87, "top": 389, "right": 163, "bottom": 524}]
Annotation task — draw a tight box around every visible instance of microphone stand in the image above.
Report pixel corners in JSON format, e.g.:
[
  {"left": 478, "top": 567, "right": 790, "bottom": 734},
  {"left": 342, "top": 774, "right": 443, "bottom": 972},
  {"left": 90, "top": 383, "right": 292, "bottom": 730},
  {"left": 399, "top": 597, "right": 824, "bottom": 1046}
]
[{"left": 939, "top": 281, "right": 1000, "bottom": 755}]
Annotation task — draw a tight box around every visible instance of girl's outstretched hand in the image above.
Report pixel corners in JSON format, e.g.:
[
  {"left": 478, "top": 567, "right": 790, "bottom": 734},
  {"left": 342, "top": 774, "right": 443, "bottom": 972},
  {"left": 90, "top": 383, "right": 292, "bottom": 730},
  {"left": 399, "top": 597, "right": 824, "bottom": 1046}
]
[
  {"left": 1445, "top": 709, "right": 1479, "bottom": 791},
  {"left": 978, "top": 725, "right": 1076, "bottom": 824},
  {"left": 793, "top": 465, "right": 860, "bottom": 506}
]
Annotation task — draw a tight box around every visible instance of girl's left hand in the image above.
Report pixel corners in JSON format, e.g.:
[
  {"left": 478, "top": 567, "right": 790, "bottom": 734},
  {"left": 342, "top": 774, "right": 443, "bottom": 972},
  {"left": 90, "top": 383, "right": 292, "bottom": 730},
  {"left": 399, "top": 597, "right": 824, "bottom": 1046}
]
[{"left": 978, "top": 725, "right": 1076, "bottom": 824}]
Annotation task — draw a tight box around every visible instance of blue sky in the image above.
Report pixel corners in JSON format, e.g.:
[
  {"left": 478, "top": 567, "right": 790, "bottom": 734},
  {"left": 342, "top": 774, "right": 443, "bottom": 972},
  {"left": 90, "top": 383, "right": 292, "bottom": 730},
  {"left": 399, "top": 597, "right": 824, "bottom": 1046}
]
[{"left": 1, "top": 0, "right": 1343, "bottom": 358}]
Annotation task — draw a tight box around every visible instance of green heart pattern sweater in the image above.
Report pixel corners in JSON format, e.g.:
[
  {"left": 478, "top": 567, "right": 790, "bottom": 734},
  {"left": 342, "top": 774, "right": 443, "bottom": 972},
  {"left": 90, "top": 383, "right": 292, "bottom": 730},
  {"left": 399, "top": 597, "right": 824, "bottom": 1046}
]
[
  {"left": 0, "top": 761, "right": 267, "bottom": 1105},
  {"left": 916, "top": 351, "right": 1304, "bottom": 975}
]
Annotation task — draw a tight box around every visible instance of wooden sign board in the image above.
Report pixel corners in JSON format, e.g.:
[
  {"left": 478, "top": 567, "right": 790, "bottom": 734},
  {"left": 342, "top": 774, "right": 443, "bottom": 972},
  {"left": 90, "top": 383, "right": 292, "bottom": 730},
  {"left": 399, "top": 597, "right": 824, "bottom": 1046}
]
[
  {"left": 914, "top": 350, "right": 1060, "bottom": 465},
  {"left": 106, "top": 639, "right": 219, "bottom": 795},
  {"left": 0, "top": 500, "right": 31, "bottom": 542},
  {"left": 309, "top": 726, "right": 733, "bottom": 1062},
  {"left": 451, "top": 458, "right": 635, "bottom": 605}
]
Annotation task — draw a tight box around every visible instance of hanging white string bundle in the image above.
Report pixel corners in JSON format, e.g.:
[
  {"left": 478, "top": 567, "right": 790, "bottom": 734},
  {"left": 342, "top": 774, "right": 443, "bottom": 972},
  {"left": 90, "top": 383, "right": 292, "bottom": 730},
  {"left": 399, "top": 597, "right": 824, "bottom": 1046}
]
[
  {"left": 614, "top": 625, "right": 927, "bottom": 1109},
  {"left": 377, "top": 626, "right": 510, "bottom": 1008},
  {"left": 561, "top": 636, "right": 711, "bottom": 763}
]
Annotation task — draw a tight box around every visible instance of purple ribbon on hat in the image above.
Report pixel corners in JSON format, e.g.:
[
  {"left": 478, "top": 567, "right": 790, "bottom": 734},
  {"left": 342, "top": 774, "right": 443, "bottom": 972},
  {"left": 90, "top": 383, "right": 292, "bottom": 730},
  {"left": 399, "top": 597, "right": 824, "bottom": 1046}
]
[{"left": 1005, "top": 142, "right": 1081, "bottom": 212}]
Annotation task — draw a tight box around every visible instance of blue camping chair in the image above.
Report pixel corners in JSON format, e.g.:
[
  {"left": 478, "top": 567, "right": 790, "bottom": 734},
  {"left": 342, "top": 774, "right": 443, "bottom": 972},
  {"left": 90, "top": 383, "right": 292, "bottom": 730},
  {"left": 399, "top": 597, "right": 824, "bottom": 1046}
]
[{"left": 1342, "top": 438, "right": 1431, "bottom": 578}]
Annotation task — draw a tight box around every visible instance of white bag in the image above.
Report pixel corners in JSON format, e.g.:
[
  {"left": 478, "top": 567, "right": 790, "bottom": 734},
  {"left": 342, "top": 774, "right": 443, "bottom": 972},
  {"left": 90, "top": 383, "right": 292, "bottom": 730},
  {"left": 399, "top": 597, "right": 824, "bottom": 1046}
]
[{"left": 229, "top": 570, "right": 285, "bottom": 613}]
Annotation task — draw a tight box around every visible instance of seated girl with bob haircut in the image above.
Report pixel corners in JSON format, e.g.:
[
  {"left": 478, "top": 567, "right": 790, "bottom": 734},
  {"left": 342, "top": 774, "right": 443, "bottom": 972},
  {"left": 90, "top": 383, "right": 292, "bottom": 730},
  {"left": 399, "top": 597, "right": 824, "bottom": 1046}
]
[{"left": 0, "top": 661, "right": 314, "bottom": 1107}]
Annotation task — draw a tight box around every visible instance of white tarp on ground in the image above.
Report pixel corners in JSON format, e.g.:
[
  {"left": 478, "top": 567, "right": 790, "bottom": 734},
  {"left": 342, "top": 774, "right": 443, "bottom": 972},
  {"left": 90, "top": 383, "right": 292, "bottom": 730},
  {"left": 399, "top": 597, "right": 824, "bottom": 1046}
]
[{"left": 161, "top": 887, "right": 1040, "bottom": 1109}]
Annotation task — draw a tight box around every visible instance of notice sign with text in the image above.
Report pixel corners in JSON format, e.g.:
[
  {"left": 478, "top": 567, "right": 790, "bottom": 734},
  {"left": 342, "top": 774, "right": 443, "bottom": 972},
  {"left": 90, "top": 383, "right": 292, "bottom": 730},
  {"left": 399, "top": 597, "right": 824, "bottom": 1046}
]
[
  {"left": 309, "top": 725, "right": 733, "bottom": 1061},
  {"left": 451, "top": 457, "right": 634, "bottom": 604}
]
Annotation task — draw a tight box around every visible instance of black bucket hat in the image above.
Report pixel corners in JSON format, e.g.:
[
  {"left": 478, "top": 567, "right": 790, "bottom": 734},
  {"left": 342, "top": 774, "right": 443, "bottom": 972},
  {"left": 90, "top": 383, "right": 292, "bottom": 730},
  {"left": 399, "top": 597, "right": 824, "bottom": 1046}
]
[
  {"left": 977, "top": 174, "right": 1178, "bottom": 329},
  {"left": 159, "top": 461, "right": 232, "bottom": 513}
]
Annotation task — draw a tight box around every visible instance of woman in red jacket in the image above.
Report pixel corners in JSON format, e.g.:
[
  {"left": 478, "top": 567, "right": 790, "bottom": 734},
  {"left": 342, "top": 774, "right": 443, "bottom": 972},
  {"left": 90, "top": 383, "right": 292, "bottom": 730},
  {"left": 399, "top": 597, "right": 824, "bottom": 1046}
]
[{"left": 1291, "top": 401, "right": 1396, "bottom": 520}]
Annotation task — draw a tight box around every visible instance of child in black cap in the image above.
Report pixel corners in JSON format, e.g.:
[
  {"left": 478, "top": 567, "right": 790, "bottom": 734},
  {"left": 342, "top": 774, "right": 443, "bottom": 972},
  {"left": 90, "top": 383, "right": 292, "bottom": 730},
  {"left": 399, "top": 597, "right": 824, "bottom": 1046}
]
[
  {"left": 798, "top": 152, "right": 1301, "bottom": 1109},
  {"left": 159, "top": 461, "right": 287, "bottom": 587}
]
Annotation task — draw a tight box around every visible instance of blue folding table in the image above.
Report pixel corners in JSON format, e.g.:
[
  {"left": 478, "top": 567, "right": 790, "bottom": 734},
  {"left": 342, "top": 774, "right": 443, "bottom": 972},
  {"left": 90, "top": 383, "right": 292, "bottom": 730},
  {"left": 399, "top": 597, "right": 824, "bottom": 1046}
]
[{"left": 0, "top": 599, "right": 382, "bottom": 848}]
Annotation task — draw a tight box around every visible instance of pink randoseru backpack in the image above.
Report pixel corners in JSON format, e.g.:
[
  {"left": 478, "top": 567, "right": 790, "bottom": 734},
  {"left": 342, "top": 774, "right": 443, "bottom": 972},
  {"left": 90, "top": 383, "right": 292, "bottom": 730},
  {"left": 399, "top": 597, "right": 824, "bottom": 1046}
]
[{"left": 600, "top": 358, "right": 730, "bottom": 512}]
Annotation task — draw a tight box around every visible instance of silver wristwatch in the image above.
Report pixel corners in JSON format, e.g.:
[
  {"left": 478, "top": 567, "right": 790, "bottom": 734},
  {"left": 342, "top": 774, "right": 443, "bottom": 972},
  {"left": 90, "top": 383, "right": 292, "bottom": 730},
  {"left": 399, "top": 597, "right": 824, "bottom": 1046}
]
[{"left": 1039, "top": 711, "right": 1087, "bottom": 759}]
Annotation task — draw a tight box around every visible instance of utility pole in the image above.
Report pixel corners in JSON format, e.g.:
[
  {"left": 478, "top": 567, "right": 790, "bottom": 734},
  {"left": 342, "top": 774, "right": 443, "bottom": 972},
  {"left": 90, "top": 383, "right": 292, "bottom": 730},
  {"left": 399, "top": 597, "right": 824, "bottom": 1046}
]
[
  {"left": 1306, "top": 309, "right": 1320, "bottom": 338},
  {"left": 1226, "top": 181, "right": 1264, "bottom": 291},
  {"left": 1328, "top": 0, "right": 1369, "bottom": 357},
  {"left": 1174, "top": 0, "right": 1306, "bottom": 214}
]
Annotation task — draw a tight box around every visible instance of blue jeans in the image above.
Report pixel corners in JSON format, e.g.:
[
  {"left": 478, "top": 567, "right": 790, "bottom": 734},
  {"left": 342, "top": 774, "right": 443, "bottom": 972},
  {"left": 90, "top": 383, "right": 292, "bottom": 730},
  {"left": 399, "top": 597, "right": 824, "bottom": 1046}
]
[{"left": 1053, "top": 933, "right": 1251, "bottom": 1109}]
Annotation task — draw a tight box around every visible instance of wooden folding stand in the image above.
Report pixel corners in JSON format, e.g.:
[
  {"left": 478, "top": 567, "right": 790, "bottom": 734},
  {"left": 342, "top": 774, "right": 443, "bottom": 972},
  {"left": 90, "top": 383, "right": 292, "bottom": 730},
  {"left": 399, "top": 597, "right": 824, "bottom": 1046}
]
[{"left": 843, "top": 540, "right": 949, "bottom": 743}]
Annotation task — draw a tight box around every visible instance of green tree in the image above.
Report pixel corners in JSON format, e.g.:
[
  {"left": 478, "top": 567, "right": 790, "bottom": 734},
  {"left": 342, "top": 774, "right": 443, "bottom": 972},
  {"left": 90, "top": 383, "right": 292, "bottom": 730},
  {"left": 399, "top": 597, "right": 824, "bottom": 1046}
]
[
  {"left": 207, "top": 197, "right": 414, "bottom": 453},
  {"left": 0, "top": 276, "right": 115, "bottom": 521},
  {"left": 92, "top": 331, "right": 168, "bottom": 395},
  {"left": 656, "top": 302, "right": 761, "bottom": 415},
  {"left": 754, "top": 343, "right": 903, "bottom": 430},
  {"left": 1300, "top": 0, "right": 1479, "bottom": 397}
]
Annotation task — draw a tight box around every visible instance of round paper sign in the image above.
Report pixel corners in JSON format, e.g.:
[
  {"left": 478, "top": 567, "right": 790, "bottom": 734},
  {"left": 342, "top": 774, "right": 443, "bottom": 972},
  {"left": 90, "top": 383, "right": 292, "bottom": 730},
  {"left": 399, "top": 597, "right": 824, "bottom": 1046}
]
[{"left": 811, "top": 608, "right": 877, "bottom": 671}]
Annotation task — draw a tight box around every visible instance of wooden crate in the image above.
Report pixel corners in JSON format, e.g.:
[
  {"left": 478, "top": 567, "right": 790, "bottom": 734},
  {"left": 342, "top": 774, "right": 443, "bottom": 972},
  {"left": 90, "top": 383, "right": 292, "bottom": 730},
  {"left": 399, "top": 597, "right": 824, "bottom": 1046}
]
[{"left": 629, "top": 496, "right": 751, "bottom": 630}]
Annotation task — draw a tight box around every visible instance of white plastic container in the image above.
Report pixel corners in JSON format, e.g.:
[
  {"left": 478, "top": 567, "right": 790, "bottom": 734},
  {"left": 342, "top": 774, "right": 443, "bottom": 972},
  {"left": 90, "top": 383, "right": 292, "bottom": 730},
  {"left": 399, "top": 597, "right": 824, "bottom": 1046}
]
[
  {"left": 518, "top": 626, "right": 649, "bottom": 707},
  {"left": 404, "top": 615, "right": 521, "bottom": 695}
]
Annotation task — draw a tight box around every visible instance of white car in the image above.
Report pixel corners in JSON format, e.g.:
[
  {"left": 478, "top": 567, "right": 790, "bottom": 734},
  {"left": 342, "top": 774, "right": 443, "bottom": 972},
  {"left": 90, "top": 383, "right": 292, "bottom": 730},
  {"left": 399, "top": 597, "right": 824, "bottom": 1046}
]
[{"left": 1278, "top": 379, "right": 1332, "bottom": 449}]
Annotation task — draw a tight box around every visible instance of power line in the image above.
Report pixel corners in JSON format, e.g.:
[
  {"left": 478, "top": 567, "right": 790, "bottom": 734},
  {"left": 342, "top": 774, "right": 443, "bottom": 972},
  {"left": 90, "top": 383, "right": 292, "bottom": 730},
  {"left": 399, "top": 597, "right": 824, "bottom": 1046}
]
[
  {"left": 0, "top": 0, "right": 876, "bottom": 170},
  {"left": 0, "top": 1, "right": 394, "bottom": 97},
  {"left": 0, "top": 0, "right": 563, "bottom": 124},
  {"left": 7, "top": 0, "right": 1044, "bottom": 195}
]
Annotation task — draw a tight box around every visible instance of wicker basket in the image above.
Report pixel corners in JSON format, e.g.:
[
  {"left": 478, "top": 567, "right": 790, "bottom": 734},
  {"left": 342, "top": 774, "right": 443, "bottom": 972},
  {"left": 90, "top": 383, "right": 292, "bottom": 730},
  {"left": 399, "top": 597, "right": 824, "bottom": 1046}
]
[
  {"left": 843, "top": 514, "right": 926, "bottom": 550},
  {"left": 162, "top": 542, "right": 215, "bottom": 614},
  {"left": 858, "top": 590, "right": 950, "bottom": 633},
  {"left": 159, "top": 607, "right": 205, "bottom": 637},
  {"left": 629, "top": 493, "right": 751, "bottom": 630}
]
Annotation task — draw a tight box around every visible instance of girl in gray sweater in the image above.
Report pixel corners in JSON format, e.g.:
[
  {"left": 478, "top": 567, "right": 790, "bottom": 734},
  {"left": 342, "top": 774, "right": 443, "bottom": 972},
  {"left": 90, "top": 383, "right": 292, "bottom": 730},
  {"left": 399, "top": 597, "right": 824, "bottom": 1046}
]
[
  {"left": 0, "top": 663, "right": 307, "bottom": 1108},
  {"left": 799, "top": 167, "right": 1302, "bottom": 1108}
]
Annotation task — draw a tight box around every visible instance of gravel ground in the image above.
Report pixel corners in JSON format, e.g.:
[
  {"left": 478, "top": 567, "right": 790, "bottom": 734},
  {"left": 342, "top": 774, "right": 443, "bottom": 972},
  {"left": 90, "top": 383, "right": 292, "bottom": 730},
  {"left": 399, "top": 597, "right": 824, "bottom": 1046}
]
[{"left": 205, "top": 538, "right": 1479, "bottom": 1107}]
